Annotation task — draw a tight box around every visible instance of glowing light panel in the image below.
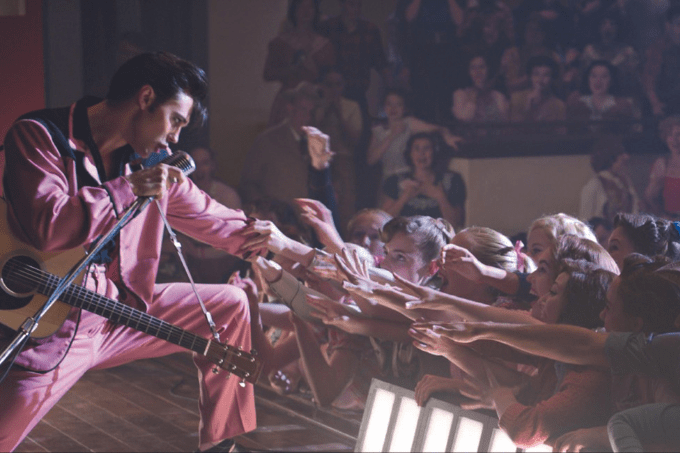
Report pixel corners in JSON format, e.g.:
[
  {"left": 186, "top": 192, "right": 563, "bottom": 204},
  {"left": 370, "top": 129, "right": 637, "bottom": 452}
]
[
  {"left": 422, "top": 408, "right": 454, "bottom": 453},
  {"left": 359, "top": 388, "right": 396, "bottom": 452},
  {"left": 489, "top": 428, "right": 517, "bottom": 452},
  {"left": 388, "top": 397, "right": 421, "bottom": 452},
  {"left": 451, "top": 417, "right": 483, "bottom": 452}
]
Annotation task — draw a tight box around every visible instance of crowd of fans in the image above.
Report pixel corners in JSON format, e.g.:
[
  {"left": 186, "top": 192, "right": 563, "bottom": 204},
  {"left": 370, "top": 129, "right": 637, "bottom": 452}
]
[{"left": 155, "top": 1, "right": 680, "bottom": 451}]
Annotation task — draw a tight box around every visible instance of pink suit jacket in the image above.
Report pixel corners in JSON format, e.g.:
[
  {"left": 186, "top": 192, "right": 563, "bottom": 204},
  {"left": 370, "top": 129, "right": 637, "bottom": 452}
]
[{"left": 1, "top": 101, "right": 249, "bottom": 371}]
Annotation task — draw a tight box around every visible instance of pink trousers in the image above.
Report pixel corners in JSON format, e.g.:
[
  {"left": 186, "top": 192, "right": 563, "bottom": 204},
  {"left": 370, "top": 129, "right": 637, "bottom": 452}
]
[{"left": 0, "top": 282, "right": 256, "bottom": 452}]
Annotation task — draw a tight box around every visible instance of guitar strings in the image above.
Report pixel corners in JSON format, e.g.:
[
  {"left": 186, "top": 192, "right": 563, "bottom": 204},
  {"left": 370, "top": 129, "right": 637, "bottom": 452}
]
[{"left": 3, "top": 259, "right": 252, "bottom": 376}]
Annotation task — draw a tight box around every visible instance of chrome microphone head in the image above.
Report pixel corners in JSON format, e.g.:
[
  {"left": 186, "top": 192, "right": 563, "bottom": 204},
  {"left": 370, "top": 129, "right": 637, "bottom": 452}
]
[{"left": 159, "top": 151, "right": 196, "bottom": 177}]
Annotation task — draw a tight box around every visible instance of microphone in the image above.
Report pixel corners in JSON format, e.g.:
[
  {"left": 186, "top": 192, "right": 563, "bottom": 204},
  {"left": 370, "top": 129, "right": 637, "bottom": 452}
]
[{"left": 154, "top": 150, "right": 196, "bottom": 177}]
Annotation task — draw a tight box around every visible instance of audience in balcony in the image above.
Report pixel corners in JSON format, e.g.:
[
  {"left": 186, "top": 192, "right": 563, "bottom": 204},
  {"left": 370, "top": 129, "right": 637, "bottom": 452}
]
[
  {"left": 368, "top": 89, "right": 461, "bottom": 188},
  {"left": 501, "top": 14, "right": 558, "bottom": 93},
  {"left": 263, "top": 0, "right": 335, "bottom": 126},
  {"left": 381, "top": 132, "right": 466, "bottom": 230},
  {"left": 452, "top": 54, "right": 510, "bottom": 128},
  {"left": 644, "top": 115, "right": 680, "bottom": 219},
  {"left": 580, "top": 10, "right": 640, "bottom": 97},
  {"left": 509, "top": 55, "right": 565, "bottom": 127},
  {"left": 566, "top": 60, "right": 635, "bottom": 134}
]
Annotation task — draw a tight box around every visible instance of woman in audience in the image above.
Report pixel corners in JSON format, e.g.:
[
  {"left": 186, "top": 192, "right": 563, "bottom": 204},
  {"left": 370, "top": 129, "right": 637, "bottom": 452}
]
[
  {"left": 509, "top": 55, "right": 565, "bottom": 128},
  {"left": 452, "top": 54, "right": 509, "bottom": 128},
  {"left": 408, "top": 260, "right": 615, "bottom": 449},
  {"left": 381, "top": 132, "right": 466, "bottom": 230},
  {"left": 263, "top": 0, "right": 335, "bottom": 126},
  {"left": 422, "top": 254, "right": 680, "bottom": 452},
  {"left": 566, "top": 60, "right": 636, "bottom": 134},
  {"left": 284, "top": 216, "right": 454, "bottom": 408},
  {"left": 644, "top": 115, "right": 680, "bottom": 219},
  {"left": 607, "top": 212, "right": 680, "bottom": 271},
  {"left": 367, "top": 89, "right": 461, "bottom": 185},
  {"left": 579, "top": 136, "right": 639, "bottom": 224}
]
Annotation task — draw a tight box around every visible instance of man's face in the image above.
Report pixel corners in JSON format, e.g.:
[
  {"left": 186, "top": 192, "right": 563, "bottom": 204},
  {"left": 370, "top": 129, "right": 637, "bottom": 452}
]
[
  {"left": 131, "top": 89, "right": 193, "bottom": 158},
  {"left": 288, "top": 97, "right": 315, "bottom": 133}
]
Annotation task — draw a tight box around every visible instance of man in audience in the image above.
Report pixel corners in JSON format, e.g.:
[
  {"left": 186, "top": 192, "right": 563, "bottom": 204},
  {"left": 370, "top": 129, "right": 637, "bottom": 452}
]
[{"left": 240, "top": 82, "right": 320, "bottom": 204}]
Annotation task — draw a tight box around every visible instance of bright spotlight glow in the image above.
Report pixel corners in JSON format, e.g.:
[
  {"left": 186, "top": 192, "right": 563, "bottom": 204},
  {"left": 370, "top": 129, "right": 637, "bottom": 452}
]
[
  {"left": 388, "top": 397, "right": 421, "bottom": 452},
  {"left": 451, "top": 417, "right": 483, "bottom": 452},
  {"left": 422, "top": 408, "right": 454, "bottom": 453},
  {"left": 359, "top": 388, "right": 395, "bottom": 452},
  {"left": 525, "top": 444, "right": 552, "bottom": 452},
  {"left": 488, "top": 428, "right": 517, "bottom": 452}
]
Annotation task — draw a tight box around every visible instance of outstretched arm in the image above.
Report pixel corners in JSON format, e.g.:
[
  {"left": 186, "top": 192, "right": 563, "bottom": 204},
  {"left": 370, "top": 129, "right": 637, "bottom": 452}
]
[{"left": 430, "top": 321, "right": 610, "bottom": 367}]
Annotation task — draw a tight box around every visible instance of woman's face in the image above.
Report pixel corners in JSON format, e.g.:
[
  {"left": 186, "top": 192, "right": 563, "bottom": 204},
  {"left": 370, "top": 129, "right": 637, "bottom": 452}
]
[
  {"left": 530, "top": 272, "right": 569, "bottom": 323},
  {"left": 409, "top": 138, "right": 434, "bottom": 170},
  {"left": 384, "top": 93, "right": 406, "bottom": 121},
  {"left": 599, "top": 277, "right": 640, "bottom": 332},
  {"left": 530, "top": 66, "right": 553, "bottom": 93},
  {"left": 589, "top": 65, "right": 612, "bottom": 96},
  {"left": 527, "top": 227, "right": 553, "bottom": 262},
  {"left": 348, "top": 212, "right": 386, "bottom": 258},
  {"left": 665, "top": 125, "right": 680, "bottom": 155},
  {"left": 527, "top": 246, "right": 556, "bottom": 299},
  {"left": 381, "top": 231, "right": 430, "bottom": 284},
  {"left": 469, "top": 57, "right": 488, "bottom": 89},
  {"left": 607, "top": 226, "right": 636, "bottom": 272}
]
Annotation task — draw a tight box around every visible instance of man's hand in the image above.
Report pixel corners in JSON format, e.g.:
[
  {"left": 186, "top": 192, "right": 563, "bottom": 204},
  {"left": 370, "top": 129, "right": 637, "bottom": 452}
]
[
  {"left": 303, "top": 126, "right": 334, "bottom": 170},
  {"left": 125, "top": 164, "right": 185, "bottom": 198}
]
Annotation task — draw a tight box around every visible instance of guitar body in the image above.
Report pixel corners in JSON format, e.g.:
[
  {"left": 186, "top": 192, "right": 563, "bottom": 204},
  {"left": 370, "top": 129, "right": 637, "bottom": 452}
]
[
  {"left": 0, "top": 198, "right": 84, "bottom": 338},
  {"left": 0, "top": 198, "right": 262, "bottom": 382}
]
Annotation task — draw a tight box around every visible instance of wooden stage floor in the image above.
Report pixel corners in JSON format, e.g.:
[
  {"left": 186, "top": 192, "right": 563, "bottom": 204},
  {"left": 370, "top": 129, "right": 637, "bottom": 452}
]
[{"left": 14, "top": 353, "right": 361, "bottom": 452}]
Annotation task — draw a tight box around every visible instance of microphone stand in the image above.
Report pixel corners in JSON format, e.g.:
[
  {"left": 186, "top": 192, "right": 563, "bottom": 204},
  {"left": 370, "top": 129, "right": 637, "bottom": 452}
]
[{"left": 0, "top": 196, "right": 152, "bottom": 370}]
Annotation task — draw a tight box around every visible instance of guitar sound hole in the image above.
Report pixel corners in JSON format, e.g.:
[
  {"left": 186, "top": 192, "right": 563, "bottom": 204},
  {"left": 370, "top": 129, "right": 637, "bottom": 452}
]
[{"left": 2, "top": 255, "right": 40, "bottom": 297}]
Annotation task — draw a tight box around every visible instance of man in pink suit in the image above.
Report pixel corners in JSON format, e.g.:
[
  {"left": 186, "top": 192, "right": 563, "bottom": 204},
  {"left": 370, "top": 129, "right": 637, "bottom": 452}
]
[{"left": 0, "top": 52, "right": 255, "bottom": 452}]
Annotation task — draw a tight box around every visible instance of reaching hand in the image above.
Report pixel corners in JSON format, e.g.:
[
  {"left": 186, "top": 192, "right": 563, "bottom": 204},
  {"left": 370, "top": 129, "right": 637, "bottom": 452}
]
[
  {"left": 305, "top": 294, "right": 360, "bottom": 334},
  {"left": 125, "top": 164, "right": 186, "bottom": 198},
  {"left": 294, "top": 198, "right": 344, "bottom": 253},
  {"left": 415, "top": 374, "right": 466, "bottom": 407},
  {"left": 411, "top": 321, "right": 487, "bottom": 344},
  {"left": 303, "top": 126, "right": 334, "bottom": 170},
  {"left": 553, "top": 427, "right": 611, "bottom": 453},
  {"left": 439, "top": 243, "right": 488, "bottom": 283},
  {"left": 442, "top": 130, "right": 463, "bottom": 150},
  {"left": 408, "top": 323, "right": 460, "bottom": 357},
  {"left": 237, "top": 219, "right": 294, "bottom": 258}
]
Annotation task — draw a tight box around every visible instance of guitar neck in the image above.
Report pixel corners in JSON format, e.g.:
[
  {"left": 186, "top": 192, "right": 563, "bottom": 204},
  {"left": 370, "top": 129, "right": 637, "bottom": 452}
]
[{"left": 39, "top": 271, "right": 210, "bottom": 355}]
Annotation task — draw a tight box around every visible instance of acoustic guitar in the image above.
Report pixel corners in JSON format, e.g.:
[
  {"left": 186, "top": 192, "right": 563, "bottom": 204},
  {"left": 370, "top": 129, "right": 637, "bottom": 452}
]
[{"left": 0, "top": 198, "right": 262, "bottom": 384}]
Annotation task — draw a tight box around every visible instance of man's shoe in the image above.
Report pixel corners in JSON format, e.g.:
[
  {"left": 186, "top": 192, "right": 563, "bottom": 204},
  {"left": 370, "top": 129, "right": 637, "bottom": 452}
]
[{"left": 198, "top": 438, "right": 236, "bottom": 452}]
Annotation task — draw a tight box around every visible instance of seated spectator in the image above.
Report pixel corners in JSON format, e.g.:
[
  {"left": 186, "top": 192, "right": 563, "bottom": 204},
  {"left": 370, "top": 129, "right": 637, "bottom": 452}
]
[
  {"left": 501, "top": 14, "right": 559, "bottom": 93},
  {"left": 452, "top": 54, "right": 510, "bottom": 128},
  {"left": 381, "top": 132, "right": 466, "bottom": 230},
  {"left": 580, "top": 10, "right": 640, "bottom": 97},
  {"left": 579, "top": 136, "right": 639, "bottom": 224},
  {"left": 461, "top": 5, "right": 514, "bottom": 92},
  {"left": 314, "top": 68, "right": 363, "bottom": 231},
  {"left": 642, "top": 3, "right": 680, "bottom": 117},
  {"left": 513, "top": 0, "right": 574, "bottom": 54},
  {"left": 367, "top": 89, "right": 461, "bottom": 183},
  {"left": 644, "top": 115, "right": 680, "bottom": 219},
  {"left": 566, "top": 60, "right": 636, "bottom": 134},
  {"left": 263, "top": 0, "right": 335, "bottom": 126},
  {"left": 509, "top": 55, "right": 566, "bottom": 127},
  {"left": 607, "top": 213, "right": 680, "bottom": 271}
]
